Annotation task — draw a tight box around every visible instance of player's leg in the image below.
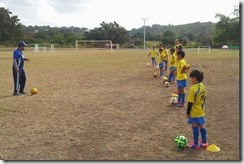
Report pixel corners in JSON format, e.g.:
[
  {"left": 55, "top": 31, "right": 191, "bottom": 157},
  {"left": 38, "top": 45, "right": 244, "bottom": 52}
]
[
  {"left": 19, "top": 69, "right": 26, "bottom": 94},
  {"left": 164, "top": 61, "right": 168, "bottom": 71},
  {"left": 187, "top": 122, "right": 200, "bottom": 149},
  {"left": 168, "top": 67, "right": 173, "bottom": 82},
  {"left": 159, "top": 61, "right": 164, "bottom": 77},
  {"left": 12, "top": 66, "right": 19, "bottom": 95},
  {"left": 151, "top": 57, "right": 154, "bottom": 66},
  {"left": 171, "top": 67, "right": 176, "bottom": 84},
  {"left": 199, "top": 123, "right": 208, "bottom": 148}
]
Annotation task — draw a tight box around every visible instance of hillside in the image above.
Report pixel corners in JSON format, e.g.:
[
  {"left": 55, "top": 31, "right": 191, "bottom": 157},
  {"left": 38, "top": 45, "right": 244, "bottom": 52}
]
[{"left": 130, "top": 21, "right": 215, "bottom": 37}]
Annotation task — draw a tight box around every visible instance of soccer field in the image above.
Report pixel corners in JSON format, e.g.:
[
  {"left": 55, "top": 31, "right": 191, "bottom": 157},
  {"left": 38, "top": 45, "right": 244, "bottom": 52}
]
[{"left": 0, "top": 48, "right": 240, "bottom": 160}]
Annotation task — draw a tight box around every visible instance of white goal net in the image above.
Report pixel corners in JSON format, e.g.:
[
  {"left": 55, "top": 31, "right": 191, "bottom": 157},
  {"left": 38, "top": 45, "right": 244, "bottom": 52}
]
[
  {"left": 75, "top": 40, "right": 113, "bottom": 52},
  {"left": 27, "top": 44, "right": 55, "bottom": 53},
  {"left": 198, "top": 46, "right": 211, "bottom": 54}
]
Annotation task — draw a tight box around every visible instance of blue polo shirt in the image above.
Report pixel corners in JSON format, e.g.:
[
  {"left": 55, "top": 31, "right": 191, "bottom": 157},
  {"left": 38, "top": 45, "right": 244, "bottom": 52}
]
[{"left": 13, "top": 49, "right": 25, "bottom": 69}]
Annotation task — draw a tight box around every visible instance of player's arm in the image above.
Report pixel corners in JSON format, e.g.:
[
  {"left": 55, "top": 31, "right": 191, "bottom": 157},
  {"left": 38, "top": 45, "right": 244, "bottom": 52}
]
[
  {"left": 148, "top": 53, "right": 151, "bottom": 57},
  {"left": 186, "top": 102, "right": 193, "bottom": 117},
  {"left": 186, "top": 88, "right": 194, "bottom": 118},
  {"left": 181, "top": 65, "right": 188, "bottom": 74},
  {"left": 24, "top": 58, "right": 30, "bottom": 61},
  {"left": 13, "top": 59, "right": 19, "bottom": 73}
]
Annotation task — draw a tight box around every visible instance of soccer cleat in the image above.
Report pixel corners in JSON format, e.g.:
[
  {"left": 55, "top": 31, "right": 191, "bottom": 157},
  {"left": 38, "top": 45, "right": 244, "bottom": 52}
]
[
  {"left": 13, "top": 92, "right": 21, "bottom": 96},
  {"left": 19, "top": 91, "right": 26, "bottom": 94},
  {"left": 173, "top": 90, "right": 179, "bottom": 94},
  {"left": 199, "top": 141, "right": 208, "bottom": 148},
  {"left": 187, "top": 142, "right": 200, "bottom": 150},
  {"left": 177, "top": 103, "right": 185, "bottom": 107}
]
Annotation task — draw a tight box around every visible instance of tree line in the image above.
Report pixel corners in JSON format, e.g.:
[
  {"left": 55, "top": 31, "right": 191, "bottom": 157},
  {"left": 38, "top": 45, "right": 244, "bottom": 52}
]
[{"left": 0, "top": 6, "right": 239, "bottom": 48}]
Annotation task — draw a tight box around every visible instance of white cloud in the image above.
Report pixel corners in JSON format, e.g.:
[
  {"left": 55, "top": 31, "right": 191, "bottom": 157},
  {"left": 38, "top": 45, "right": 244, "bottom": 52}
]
[{"left": 0, "top": 0, "right": 240, "bottom": 30}]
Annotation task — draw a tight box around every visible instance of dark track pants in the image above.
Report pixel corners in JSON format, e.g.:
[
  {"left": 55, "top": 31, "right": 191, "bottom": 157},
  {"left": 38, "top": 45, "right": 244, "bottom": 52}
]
[{"left": 12, "top": 67, "right": 26, "bottom": 93}]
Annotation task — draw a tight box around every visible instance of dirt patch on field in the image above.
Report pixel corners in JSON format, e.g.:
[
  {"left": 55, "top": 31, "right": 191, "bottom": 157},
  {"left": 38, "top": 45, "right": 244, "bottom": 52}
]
[{"left": 0, "top": 49, "right": 240, "bottom": 160}]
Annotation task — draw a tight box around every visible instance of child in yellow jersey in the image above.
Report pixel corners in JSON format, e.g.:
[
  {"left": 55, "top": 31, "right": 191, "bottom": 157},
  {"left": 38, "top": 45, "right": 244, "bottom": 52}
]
[
  {"left": 176, "top": 50, "right": 188, "bottom": 107},
  {"left": 173, "top": 44, "right": 183, "bottom": 80},
  {"left": 161, "top": 45, "right": 169, "bottom": 71},
  {"left": 148, "top": 46, "right": 158, "bottom": 67},
  {"left": 168, "top": 48, "right": 176, "bottom": 83},
  {"left": 158, "top": 48, "right": 165, "bottom": 78},
  {"left": 186, "top": 70, "right": 207, "bottom": 149}
]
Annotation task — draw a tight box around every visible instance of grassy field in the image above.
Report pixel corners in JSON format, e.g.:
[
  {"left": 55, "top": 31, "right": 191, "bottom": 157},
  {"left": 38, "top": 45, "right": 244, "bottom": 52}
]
[{"left": 0, "top": 48, "right": 240, "bottom": 160}]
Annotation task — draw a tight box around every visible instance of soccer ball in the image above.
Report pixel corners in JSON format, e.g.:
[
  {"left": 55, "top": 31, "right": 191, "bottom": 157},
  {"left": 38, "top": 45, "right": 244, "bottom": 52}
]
[
  {"left": 153, "top": 72, "right": 158, "bottom": 77},
  {"left": 174, "top": 135, "right": 188, "bottom": 149},
  {"left": 164, "top": 81, "right": 169, "bottom": 87},
  {"left": 171, "top": 93, "right": 178, "bottom": 97},
  {"left": 146, "top": 63, "right": 150, "bottom": 66},
  {"left": 170, "top": 97, "right": 178, "bottom": 105},
  {"left": 162, "top": 76, "right": 168, "bottom": 83},
  {"left": 31, "top": 88, "right": 38, "bottom": 95}
]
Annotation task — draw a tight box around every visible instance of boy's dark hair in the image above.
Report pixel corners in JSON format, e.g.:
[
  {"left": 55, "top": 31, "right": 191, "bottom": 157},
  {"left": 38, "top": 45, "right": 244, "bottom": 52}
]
[
  {"left": 177, "top": 50, "right": 185, "bottom": 58},
  {"left": 159, "top": 48, "right": 162, "bottom": 51},
  {"left": 170, "top": 48, "right": 175, "bottom": 53},
  {"left": 189, "top": 70, "right": 204, "bottom": 82},
  {"left": 176, "top": 44, "right": 183, "bottom": 51}
]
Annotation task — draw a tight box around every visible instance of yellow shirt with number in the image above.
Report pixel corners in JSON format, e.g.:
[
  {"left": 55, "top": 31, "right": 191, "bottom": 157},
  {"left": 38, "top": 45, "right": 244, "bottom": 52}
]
[
  {"left": 187, "top": 83, "right": 206, "bottom": 118},
  {"left": 176, "top": 59, "right": 187, "bottom": 80}
]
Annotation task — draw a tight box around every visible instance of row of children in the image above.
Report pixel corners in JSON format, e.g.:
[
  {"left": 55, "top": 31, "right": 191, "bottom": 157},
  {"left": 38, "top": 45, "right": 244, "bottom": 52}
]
[{"left": 148, "top": 39, "right": 208, "bottom": 150}]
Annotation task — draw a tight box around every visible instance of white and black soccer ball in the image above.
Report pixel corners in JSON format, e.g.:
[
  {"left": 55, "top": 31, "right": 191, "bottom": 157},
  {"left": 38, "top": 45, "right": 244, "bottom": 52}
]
[
  {"left": 170, "top": 97, "right": 178, "bottom": 105},
  {"left": 164, "top": 81, "right": 170, "bottom": 87}
]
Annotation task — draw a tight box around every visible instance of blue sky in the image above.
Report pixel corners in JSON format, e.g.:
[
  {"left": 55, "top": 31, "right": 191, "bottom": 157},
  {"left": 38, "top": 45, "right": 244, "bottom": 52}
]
[{"left": 0, "top": 0, "right": 240, "bottom": 30}]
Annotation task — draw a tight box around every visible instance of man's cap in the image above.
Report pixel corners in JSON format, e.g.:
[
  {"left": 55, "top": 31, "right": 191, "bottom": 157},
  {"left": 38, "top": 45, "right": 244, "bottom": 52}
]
[{"left": 18, "top": 41, "right": 27, "bottom": 47}]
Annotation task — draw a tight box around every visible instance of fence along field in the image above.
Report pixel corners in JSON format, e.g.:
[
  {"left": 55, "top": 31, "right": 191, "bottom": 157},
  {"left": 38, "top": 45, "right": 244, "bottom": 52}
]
[{"left": 0, "top": 48, "right": 240, "bottom": 160}]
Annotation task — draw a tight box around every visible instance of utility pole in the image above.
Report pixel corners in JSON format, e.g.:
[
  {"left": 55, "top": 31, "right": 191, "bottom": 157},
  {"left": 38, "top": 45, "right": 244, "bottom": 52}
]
[{"left": 142, "top": 18, "right": 147, "bottom": 49}]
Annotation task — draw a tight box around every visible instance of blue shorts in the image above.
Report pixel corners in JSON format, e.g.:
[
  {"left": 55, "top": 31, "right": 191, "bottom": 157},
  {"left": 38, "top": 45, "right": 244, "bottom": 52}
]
[
  {"left": 177, "top": 79, "right": 187, "bottom": 88},
  {"left": 188, "top": 117, "right": 205, "bottom": 124},
  {"left": 159, "top": 61, "right": 164, "bottom": 68}
]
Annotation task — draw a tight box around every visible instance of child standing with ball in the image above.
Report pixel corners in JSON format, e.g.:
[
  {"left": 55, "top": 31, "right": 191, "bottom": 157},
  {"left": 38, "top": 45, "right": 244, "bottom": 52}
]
[
  {"left": 186, "top": 70, "right": 208, "bottom": 149},
  {"left": 168, "top": 48, "right": 176, "bottom": 83},
  {"left": 175, "top": 50, "right": 189, "bottom": 107},
  {"left": 148, "top": 46, "right": 158, "bottom": 67}
]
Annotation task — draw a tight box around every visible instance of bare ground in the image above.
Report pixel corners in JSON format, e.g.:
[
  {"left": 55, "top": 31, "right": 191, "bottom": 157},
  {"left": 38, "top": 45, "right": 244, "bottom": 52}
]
[{"left": 0, "top": 49, "right": 240, "bottom": 160}]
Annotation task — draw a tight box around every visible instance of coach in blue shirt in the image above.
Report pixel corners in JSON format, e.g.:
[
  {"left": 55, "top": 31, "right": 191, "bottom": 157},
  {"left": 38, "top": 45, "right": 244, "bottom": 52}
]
[{"left": 12, "top": 41, "right": 30, "bottom": 96}]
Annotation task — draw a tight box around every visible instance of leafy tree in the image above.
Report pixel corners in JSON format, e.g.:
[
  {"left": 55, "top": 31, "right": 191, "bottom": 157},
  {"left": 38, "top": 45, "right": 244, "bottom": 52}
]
[
  {"left": 161, "top": 30, "right": 176, "bottom": 47},
  {"left": 84, "top": 21, "right": 129, "bottom": 44},
  {"left": 0, "top": 7, "right": 24, "bottom": 45},
  {"left": 212, "top": 6, "right": 239, "bottom": 47}
]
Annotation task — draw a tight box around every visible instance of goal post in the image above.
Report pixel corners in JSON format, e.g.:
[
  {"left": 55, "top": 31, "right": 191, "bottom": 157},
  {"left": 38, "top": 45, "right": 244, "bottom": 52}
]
[
  {"left": 75, "top": 40, "right": 113, "bottom": 52},
  {"left": 26, "top": 43, "right": 55, "bottom": 53},
  {"left": 198, "top": 46, "right": 211, "bottom": 54},
  {"left": 50, "top": 44, "right": 55, "bottom": 53}
]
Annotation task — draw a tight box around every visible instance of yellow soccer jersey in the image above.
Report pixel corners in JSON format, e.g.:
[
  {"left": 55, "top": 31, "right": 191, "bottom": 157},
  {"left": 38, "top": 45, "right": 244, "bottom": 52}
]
[
  {"left": 150, "top": 50, "right": 157, "bottom": 58},
  {"left": 176, "top": 59, "right": 187, "bottom": 80},
  {"left": 187, "top": 83, "right": 206, "bottom": 118},
  {"left": 184, "top": 59, "right": 190, "bottom": 69},
  {"left": 169, "top": 54, "right": 176, "bottom": 67},
  {"left": 158, "top": 51, "right": 164, "bottom": 63},
  {"left": 174, "top": 44, "right": 180, "bottom": 54},
  {"left": 162, "top": 49, "right": 169, "bottom": 61}
]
